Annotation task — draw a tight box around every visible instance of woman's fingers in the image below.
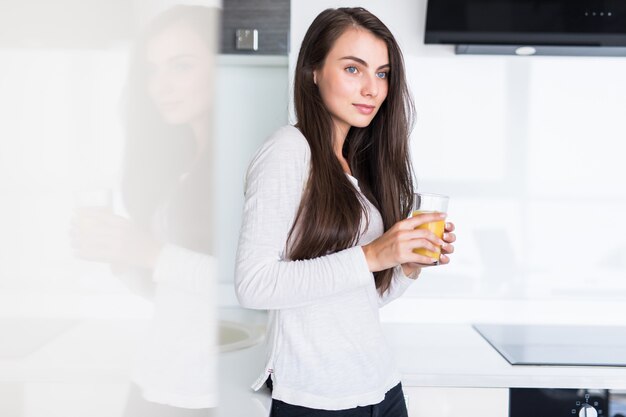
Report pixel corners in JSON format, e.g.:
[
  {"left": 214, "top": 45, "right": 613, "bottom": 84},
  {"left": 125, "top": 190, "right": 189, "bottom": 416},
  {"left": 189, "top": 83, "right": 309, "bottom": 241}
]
[
  {"left": 408, "top": 238, "right": 440, "bottom": 256},
  {"left": 401, "top": 226, "right": 445, "bottom": 261},
  {"left": 441, "top": 242, "right": 454, "bottom": 254},
  {"left": 442, "top": 233, "right": 456, "bottom": 255},
  {"left": 404, "top": 211, "right": 447, "bottom": 228},
  {"left": 402, "top": 228, "right": 444, "bottom": 245},
  {"left": 443, "top": 222, "right": 456, "bottom": 245},
  {"left": 408, "top": 252, "right": 441, "bottom": 265},
  {"left": 405, "top": 218, "right": 455, "bottom": 260},
  {"left": 412, "top": 252, "right": 450, "bottom": 268},
  {"left": 443, "top": 232, "right": 456, "bottom": 243}
]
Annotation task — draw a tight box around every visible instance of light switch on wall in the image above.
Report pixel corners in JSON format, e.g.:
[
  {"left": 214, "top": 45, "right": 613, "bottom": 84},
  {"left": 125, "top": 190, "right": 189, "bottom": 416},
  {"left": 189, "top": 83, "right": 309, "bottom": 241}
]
[{"left": 236, "top": 29, "right": 258, "bottom": 51}]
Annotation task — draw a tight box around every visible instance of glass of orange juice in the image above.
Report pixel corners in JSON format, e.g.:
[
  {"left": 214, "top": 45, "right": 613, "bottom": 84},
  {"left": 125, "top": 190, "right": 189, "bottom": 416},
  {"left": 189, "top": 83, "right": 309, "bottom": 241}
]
[{"left": 411, "top": 192, "right": 449, "bottom": 263}]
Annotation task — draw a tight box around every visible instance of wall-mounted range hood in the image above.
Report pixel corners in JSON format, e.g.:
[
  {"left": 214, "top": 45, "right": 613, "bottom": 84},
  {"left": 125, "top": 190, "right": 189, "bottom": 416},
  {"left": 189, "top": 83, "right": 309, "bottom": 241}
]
[{"left": 425, "top": 0, "right": 626, "bottom": 56}]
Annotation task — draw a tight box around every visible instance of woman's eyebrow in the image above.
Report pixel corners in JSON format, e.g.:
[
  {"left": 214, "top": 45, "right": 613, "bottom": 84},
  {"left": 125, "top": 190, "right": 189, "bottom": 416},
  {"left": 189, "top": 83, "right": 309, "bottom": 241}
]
[{"left": 339, "top": 56, "right": 390, "bottom": 70}]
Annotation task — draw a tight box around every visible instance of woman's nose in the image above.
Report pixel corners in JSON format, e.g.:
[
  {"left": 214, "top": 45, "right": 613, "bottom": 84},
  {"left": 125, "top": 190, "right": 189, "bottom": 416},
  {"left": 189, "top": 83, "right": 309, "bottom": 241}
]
[{"left": 361, "top": 73, "right": 379, "bottom": 98}]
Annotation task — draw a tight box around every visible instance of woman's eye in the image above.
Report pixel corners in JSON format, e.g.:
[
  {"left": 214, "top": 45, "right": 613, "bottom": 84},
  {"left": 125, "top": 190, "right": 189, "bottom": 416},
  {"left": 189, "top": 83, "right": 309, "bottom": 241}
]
[
  {"left": 345, "top": 66, "right": 358, "bottom": 74},
  {"left": 376, "top": 71, "right": 388, "bottom": 79}
]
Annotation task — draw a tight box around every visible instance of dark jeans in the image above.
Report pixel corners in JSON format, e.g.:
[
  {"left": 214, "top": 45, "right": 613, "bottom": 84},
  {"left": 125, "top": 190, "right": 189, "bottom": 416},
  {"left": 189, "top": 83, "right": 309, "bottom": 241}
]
[{"left": 269, "top": 383, "right": 408, "bottom": 417}]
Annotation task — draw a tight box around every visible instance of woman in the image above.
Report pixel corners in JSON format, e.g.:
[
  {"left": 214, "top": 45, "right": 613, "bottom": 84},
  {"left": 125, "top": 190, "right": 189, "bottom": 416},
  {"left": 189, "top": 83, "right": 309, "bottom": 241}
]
[
  {"left": 71, "top": 5, "right": 219, "bottom": 413},
  {"left": 235, "top": 7, "right": 456, "bottom": 416}
]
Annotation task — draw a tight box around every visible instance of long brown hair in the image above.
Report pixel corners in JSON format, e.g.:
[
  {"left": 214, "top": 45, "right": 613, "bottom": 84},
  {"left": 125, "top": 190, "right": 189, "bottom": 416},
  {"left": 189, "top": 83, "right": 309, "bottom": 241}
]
[{"left": 289, "top": 7, "right": 415, "bottom": 294}]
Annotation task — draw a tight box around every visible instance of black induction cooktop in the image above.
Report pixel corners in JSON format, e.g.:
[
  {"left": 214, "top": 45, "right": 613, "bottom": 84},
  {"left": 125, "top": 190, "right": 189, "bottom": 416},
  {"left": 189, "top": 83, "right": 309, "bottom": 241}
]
[{"left": 473, "top": 324, "right": 626, "bottom": 367}]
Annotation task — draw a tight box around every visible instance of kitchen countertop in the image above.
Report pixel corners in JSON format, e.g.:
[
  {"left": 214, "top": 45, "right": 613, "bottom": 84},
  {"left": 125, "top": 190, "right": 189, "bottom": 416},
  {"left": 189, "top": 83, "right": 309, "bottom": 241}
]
[
  {"left": 2, "top": 304, "right": 626, "bottom": 416},
  {"left": 213, "top": 320, "right": 626, "bottom": 416},
  {"left": 384, "top": 323, "right": 626, "bottom": 390},
  {"left": 219, "top": 322, "right": 626, "bottom": 414}
]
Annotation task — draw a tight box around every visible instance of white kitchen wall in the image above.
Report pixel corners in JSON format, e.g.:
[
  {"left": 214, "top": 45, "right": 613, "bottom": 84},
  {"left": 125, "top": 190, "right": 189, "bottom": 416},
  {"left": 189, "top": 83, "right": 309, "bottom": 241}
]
[
  {"left": 213, "top": 55, "right": 290, "bottom": 285},
  {"left": 291, "top": 1, "right": 626, "bottom": 303}
]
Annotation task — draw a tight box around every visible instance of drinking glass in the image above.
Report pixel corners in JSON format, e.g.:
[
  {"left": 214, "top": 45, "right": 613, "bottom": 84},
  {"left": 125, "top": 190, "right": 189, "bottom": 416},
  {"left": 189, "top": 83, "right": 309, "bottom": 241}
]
[{"left": 411, "top": 192, "right": 449, "bottom": 262}]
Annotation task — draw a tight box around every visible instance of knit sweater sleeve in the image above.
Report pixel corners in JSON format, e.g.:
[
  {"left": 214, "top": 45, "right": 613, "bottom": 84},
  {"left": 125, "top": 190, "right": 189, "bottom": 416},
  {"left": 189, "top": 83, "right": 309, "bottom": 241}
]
[
  {"left": 235, "top": 126, "right": 373, "bottom": 310},
  {"left": 377, "top": 265, "right": 415, "bottom": 307}
]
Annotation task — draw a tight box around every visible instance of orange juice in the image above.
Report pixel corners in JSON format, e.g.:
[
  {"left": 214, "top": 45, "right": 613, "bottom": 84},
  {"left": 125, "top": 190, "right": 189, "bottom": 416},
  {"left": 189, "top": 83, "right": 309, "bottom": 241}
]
[{"left": 411, "top": 210, "right": 445, "bottom": 258}]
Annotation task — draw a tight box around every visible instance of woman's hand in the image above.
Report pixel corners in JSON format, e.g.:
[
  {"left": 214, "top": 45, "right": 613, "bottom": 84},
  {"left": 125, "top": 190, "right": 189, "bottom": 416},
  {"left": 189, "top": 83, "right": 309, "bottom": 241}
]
[
  {"left": 439, "top": 221, "right": 456, "bottom": 264},
  {"left": 400, "top": 221, "right": 456, "bottom": 278},
  {"left": 70, "top": 207, "right": 163, "bottom": 270},
  {"left": 362, "top": 212, "right": 452, "bottom": 272}
]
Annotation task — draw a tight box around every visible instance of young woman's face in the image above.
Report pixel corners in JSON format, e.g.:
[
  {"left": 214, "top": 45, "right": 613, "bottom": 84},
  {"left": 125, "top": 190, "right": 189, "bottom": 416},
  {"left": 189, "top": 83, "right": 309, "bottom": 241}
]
[
  {"left": 145, "top": 21, "right": 214, "bottom": 126},
  {"left": 314, "top": 28, "right": 389, "bottom": 137}
]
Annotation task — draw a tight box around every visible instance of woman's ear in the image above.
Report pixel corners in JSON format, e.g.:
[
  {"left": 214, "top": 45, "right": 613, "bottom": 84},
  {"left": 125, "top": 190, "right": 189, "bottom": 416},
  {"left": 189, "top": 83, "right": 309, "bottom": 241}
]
[{"left": 313, "top": 70, "right": 318, "bottom": 85}]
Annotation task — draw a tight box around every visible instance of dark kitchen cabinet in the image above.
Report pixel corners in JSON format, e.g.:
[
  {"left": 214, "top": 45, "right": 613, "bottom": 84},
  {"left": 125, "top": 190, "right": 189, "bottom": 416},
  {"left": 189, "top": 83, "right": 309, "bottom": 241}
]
[{"left": 221, "top": 0, "right": 290, "bottom": 55}]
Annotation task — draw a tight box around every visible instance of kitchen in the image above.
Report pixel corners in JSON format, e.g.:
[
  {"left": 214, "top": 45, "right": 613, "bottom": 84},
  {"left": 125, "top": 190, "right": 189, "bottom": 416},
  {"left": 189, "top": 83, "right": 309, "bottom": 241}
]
[{"left": 1, "top": 0, "right": 626, "bottom": 416}]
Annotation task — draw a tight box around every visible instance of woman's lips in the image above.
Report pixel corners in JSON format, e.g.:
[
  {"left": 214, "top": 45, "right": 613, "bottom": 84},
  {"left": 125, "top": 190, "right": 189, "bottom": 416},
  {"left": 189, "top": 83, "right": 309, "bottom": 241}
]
[{"left": 353, "top": 103, "right": 375, "bottom": 115}]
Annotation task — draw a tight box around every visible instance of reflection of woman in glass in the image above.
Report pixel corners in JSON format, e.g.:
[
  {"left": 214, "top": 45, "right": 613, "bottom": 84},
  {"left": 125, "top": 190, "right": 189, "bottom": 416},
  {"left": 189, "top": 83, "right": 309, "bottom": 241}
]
[
  {"left": 71, "top": 5, "right": 218, "bottom": 414},
  {"left": 236, "top": 7, "right": 455, "bottom": 416}
]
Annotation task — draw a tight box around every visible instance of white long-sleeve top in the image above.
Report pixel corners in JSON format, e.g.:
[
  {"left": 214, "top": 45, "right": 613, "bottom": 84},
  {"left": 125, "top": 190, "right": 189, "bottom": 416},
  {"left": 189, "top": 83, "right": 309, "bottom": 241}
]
[{"left": 235, "top": 125, "right": 415, "bottom": 410}]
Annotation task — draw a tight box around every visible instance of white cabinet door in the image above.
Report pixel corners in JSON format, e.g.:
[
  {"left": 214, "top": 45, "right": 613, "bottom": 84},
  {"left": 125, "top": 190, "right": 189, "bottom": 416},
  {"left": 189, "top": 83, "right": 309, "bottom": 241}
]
[{"left": 403, "top": 387, "right": 509, "bottom": 417}]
